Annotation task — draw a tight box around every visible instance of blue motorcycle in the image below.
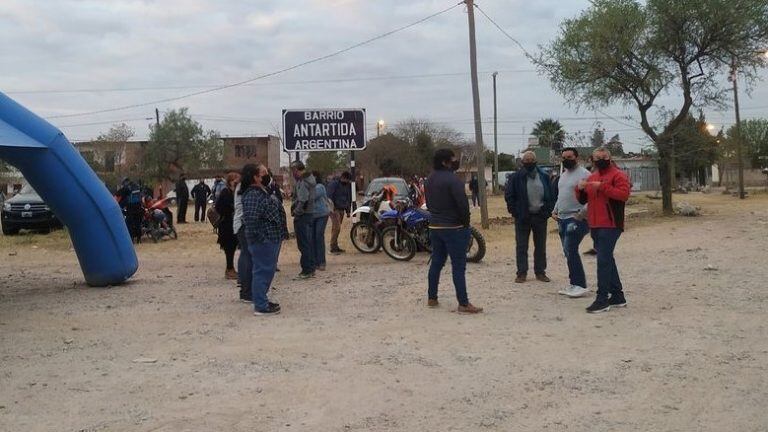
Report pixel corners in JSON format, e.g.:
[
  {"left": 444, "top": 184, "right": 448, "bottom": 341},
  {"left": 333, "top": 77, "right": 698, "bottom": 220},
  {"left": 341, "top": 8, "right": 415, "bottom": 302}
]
[{"left": 378, "top": 200, "right": 486, "bottom": 262}]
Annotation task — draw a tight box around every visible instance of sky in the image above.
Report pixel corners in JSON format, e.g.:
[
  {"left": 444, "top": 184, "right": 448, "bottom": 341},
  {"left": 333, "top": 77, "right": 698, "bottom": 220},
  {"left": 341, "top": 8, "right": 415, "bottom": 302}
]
[{"left": 1, "top": 0, "right": 767, "bottom": 156}]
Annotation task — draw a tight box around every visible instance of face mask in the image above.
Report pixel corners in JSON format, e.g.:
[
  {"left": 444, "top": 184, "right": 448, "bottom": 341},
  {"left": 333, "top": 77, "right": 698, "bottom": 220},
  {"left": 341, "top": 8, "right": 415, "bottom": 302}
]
[
  {"left": 595, "top": 159, "right": 611, "bottom": 170},
  {"left": 523, "top": 162, "right": 537, "bottom": 172},
  {"left": 261, "top": 174, "right": 272, "bottom": 186},
  {"left": 562, "top": 159, "right": 577, "bottom": 170},
  {"left": 450, "top": 160, "right": 460, "bottom": 171}
]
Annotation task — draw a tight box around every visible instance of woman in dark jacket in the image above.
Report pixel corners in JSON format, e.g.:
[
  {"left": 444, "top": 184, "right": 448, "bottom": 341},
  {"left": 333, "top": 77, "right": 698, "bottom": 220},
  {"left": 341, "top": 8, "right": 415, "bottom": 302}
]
[{"left": 216, "top": 172, "right": 240, "bottom": 279}]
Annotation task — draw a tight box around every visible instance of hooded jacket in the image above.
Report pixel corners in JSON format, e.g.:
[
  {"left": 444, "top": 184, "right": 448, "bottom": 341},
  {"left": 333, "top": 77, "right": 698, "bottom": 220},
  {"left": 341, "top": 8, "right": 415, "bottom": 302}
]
[{"left": 291, "top": 172, "right": 316, "bottom": 217}]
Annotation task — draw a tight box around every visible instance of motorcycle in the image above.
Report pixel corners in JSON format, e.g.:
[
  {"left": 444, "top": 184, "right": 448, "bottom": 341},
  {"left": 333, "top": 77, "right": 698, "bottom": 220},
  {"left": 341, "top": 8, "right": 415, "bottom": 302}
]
[
  {"left": 378, "top": 199, "right": 486, "bottom": 263},
  {"left": 349, "top": 189, "right": 396, "bottom": 253},
  {"left": 142, "top": 197, "right": 177, "bottom": 242}
]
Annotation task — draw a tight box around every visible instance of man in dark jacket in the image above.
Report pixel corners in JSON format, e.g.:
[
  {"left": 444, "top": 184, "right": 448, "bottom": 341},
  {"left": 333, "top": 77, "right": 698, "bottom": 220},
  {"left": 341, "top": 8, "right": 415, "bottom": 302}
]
[
  {"left": 424, "top": 149, "right": 483, "bottom": 314},
  {"left": 290, "top": 161, "right": 317, "bottom": 279},
  {"left": 175, "top": 174, "right": 189, "bottom": 224},
  {"left": 505, "top": 151, "right": 555, "bottom": 283},
  {"left": 326, "top": 171, "right": 352, "bottom": 253},
  {"left": 469, "top": 174, "right": 479, "bottom": 208},
  {"left": 191, "top": 179, "right": 211, "bottom": 222}
]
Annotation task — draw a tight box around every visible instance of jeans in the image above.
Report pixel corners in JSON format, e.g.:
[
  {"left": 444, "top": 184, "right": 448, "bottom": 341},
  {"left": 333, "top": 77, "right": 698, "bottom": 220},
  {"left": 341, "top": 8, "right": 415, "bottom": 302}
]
[
  {"left": 592, "top": 228, "right": 624, "bottom": 301},
  {"left": 329, "top": 209, "right": 345, "bottom": 250},
  {"left": 194, "top": 201, "right": 207, "bottom": 222},
  {"left": 515, "top": 213, "right": 548, "bottom": 275},
  {"left": 237, "top": 230, "right": 252, "bottom": 300},
  {"left": 428, "top": 227, "right": 470, "bottom": 305},
  {"left": 312, "top": 215, "right": 329, "bottom": 267},
  {"left": 248, "top": 241, "right": 280, "bottom": 311},
  {"left": 293, "top": 214, "right": 315, "bottom": 274},
  {"left": 557, "top": 218, "right": 589, "bottom": 288}
]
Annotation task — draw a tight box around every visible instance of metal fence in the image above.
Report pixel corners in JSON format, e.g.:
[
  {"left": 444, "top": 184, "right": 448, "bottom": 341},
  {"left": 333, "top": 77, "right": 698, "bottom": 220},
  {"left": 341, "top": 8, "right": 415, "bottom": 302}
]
[{"left": 622, "top": 166, "right": 660, "bottom": 191}]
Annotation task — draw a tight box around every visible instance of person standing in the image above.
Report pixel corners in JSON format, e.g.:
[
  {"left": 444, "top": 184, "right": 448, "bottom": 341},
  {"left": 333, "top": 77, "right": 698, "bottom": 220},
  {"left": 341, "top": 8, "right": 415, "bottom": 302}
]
[
  {"left": 505, "top": 151, "right": 555, "bottom": 283},
  {"left": 326, "top": 171, "right": 352, "bottom": 253},
  {"left": 216, "top": 172, "right": 240, "bottom": 280},
  {"left": 552, "top": 148, "right": 592, "bottom": 298},
  {"left": 175, "top": 174, "right": 189, "bottom": 224},
  {"left": 424, "top": 149, "right": 483, "bottom": 314},
  {"left": 311, "top": 171, "right": 331, "bottom": 271},
  {"left": 290, "top": 161, "right": 316, "bottom": 279},
  {"left": 191, "top": 179, "right": 211, "bottom": 223},
  {"left": 234, "top": 178, "right": 251, "bottom": 303},
  {"left": 242, "top": 164, "right": 284, "bottom": 316},
  {"left": 577, "top": 148, "right": 631, "bottom": 313},
  {"left": 211, "top": 175, "right": 226, "bottom": 204},
  {"left": 469, "top": 174, "right": 479, "bottom": 208}
]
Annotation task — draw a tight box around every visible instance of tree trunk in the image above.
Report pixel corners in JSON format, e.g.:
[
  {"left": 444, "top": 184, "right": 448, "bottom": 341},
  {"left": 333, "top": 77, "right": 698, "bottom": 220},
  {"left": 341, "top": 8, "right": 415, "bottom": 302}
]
[{"left": 657, "top": 145, "right": 674, "bottom": 215}]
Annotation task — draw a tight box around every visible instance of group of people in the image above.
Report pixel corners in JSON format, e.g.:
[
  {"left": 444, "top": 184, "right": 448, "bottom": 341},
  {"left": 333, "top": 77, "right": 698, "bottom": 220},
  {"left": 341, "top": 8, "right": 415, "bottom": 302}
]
[
  {"left": 425, "top": 146, "right": 630, "bottom": 314},
  {"left": 174, "top": 174, "right": 228, "bottom": 224}
]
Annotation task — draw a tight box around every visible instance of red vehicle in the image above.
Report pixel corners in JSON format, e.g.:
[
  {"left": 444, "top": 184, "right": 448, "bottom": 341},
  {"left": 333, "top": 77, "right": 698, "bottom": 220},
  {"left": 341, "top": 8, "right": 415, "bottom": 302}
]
[{"left": 141, "top": 197, "right": 177, "bottom": 242}]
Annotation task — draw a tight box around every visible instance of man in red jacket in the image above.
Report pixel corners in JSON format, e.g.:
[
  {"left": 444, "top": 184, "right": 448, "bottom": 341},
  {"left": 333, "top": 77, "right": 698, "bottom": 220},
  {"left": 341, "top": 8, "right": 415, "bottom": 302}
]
[{"left": 576, "top": 148, "right": 631, "bottom": 313}]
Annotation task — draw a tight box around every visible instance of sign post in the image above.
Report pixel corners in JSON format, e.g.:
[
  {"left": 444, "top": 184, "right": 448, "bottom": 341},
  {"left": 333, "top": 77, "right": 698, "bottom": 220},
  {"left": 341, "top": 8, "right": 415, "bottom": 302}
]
[{"left": 282, "top": 108, "right": 367, "bottom": 211}]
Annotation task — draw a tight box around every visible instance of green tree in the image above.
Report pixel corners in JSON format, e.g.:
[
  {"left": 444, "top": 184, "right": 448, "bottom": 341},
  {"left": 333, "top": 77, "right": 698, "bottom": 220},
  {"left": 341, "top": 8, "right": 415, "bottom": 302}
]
[
  {"left": 306, "top": 151, "right": 345, "bottom": 176},
  {"left": 531, "top": 118, "right": 566, "bottom": 150},
  {"left": 605, "top": 134, "right": 625, "bottom": 157},
  {"left": 726, "top": 118, "right": 768, "bottom": 167},
  {"left": 671, "top": 113, "right": 719, "bottom": 182},
  {"left": 97, "top": 123, "right": 134, "bottom": 143},
  {"left": 590, "top": 127, "right": 605, "bottom": 148},
  {"left": 143, "top": 108, "right": 223, "bottom": 180},
  {"left": 538, "top": 0, "right": 768, "bottom": 214},
  {"left": 498, "top": 153, "right": 517, "bottom": 171}
]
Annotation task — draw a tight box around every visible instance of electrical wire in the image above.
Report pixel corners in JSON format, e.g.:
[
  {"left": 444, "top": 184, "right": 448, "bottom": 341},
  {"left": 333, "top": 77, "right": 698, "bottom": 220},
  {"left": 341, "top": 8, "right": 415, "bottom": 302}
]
[
  {"left": 474, "top": 3, "right": 535, "bottom": 61},
  {"left": 46, "top": 1, "right": 464, "bottom": 120}
]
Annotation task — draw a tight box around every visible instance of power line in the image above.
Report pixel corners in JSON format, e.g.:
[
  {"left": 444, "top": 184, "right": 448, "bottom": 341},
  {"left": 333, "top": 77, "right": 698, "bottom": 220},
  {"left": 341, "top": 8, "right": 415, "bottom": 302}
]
[
  {"left": 473, "top": 3, "right": 535, "bottom": 61},
  {"left": 57, "top": 117, "right": 154, "bottom": 128},
  {"left": 7, "top": 69, "right": 536, "bottom": 95},
  {"left": 46, "top": 1, "right": 464, "bottom": 120}
]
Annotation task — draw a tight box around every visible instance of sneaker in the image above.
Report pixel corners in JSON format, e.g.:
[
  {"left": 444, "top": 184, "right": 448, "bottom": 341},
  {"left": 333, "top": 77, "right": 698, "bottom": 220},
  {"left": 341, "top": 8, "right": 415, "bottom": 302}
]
[
  {"left": 583, "top": 248, "right": 598, "bottom": 256},
  {"left": 558, "top": 286, "right": 572, "bottom": 296},
  {"left": 515, "top": 273, "right": 527, "bottom": 283},
  {"left": 330, "top": 247, "right": 345, "bottom": 254},
  {"left": 535, "top": 273, "right": 551, "bottom": 283},
  {"left": 268, "top": 301, "right": 281, "bottom": 310},
  {"left": 608, "top": 293, "right": 627, "bottom": 308},
  {"left": 566, "top": 285, "right": 589, "bottom": 298},
  {"left": 457, "top": 303, "right": 484, "bottom": 314},
  {"left": 295, "top": 272, "right": 313, "bottom": 280},
  {"left": 586, "top": 299, "right": 610, "bottom": 313},
  {"left": 427, "top": 298, "right": 439, "bottom": 308},
  {"left": 239, "top": 298, "right": 252, "bottom": 303},
  {"left": 254, "top": 303, "right": 281, "bottom": 316}
]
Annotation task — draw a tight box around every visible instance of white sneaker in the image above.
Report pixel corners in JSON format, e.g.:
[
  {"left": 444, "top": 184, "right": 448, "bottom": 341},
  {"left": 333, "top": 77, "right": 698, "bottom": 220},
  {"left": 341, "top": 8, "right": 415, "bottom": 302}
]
[
  {"left": 566, "top": 285, "right": 588, "bottom": 298},
  {"left": 558, "top": 286, "right": 572, "bottom": 296}
]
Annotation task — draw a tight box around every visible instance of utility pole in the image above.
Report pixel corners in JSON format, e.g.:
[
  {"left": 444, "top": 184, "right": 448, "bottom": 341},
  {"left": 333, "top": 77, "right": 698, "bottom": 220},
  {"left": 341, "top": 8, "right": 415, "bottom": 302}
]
[
  {"left": 492, "top": 71, "right": 499, "bottom": 193},
  {"left": 731, "top": 57, "right": 746, "bottom": 199},
  {"left": 155, "top": 108, "right": 160, "bottom": 126},
  {"left": 465, "top": 0, "right": 489, "bottom": 229}
]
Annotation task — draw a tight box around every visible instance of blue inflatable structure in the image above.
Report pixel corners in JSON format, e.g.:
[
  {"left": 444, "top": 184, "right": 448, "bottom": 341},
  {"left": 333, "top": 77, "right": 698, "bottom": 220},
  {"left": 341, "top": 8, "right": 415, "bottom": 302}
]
[{"left": 0, "top": 92, "right": 138, "bottom": 286}]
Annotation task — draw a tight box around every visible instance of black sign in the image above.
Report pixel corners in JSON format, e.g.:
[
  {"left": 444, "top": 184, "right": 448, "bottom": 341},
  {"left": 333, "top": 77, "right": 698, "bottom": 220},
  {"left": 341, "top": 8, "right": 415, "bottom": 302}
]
[{"left": 282, "top": 109, "right": 366, "bottom": 152}]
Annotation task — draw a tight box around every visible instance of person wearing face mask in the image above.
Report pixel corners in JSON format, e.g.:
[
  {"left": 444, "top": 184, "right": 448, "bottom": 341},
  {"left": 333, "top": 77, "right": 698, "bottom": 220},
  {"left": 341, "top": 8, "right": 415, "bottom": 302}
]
[
  {"left": 326, "top": 171, "right": 353, "bottom": 253},
  {"left": 552, "top": 148, "right": 592, "bottom": 298},
  {"left": 505, "top": 151, "right": 556, "bottom": 284},
  {"left": 576, "top": 147, "right": 631, "bottom": 313},
  {"left": 424, "top": 149, "right": 483, "bottom": 314}
]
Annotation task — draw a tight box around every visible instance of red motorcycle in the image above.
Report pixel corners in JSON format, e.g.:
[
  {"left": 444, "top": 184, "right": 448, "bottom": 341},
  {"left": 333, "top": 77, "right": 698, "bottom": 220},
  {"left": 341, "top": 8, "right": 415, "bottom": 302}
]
[{"left": 141, "top": 197, "right": 177, "bottom": 242}]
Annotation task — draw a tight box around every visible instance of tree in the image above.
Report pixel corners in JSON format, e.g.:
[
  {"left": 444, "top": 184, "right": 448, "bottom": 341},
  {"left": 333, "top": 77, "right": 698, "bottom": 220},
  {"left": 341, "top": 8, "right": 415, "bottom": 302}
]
[
  {"left": 726, "top": 118, "right": 768, "bottom": 167},
  {"left": 143, "top": 108, "right": 223, "bottom": 180},
  {"left": 306, "top": 151, "right": 345, "bottom": 176},
  {"left": 356, "top": 133, "right": 410, "bottom": 179},
  {"left": 671, "top": 113, "right": 718, "bottom": 183},
  {"left": 97, "top": 123, "right": 134, "bottom": 143},
  {"left": 590, "top": 127, "right": 605, "bottom": 148},
  {"left": 538, "top": 0, "right": 768, "bottom": 214},
  {"left": 498, "top": 153, "right": 517, "bottom": 171},
  {"left": 605, "top": 134, "right": 625, "bottom": 156},
  {"left": 531, "top": 118, "right": 566, "bottom": 150}
]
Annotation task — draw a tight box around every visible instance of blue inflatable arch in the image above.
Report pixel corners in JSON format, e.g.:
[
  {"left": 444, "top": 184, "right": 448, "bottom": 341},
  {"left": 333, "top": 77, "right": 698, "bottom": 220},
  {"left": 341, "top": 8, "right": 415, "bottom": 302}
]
[{"left": 0, "top": 92, "right": 138, "bottom": 286}]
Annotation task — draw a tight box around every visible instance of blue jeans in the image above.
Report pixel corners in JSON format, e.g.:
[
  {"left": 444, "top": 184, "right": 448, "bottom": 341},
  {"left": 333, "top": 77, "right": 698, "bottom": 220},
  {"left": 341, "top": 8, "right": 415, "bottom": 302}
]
[
  {"left": 515, "top": 213, "right": 548, "bottom": 275},
  {"left": 312, "top": 215, "right": 329, "bottom": 267},
  {"left": 557, "top": 218, "right": 589, "bottom": 288},
  {"left": 293, "top": 214, "right": 315, "bottom": 274},
  {"left": 592, "top": 228, "right": 624, "bottom": 301},
  {"left": 248, "top": 241, "right": 280, "bottom": 311},
  {"left": 237, "top": 229, "right": 252, "bottom": 300},
  {"left": 428, "top": 227, "right": 470, "bottom": 305}
]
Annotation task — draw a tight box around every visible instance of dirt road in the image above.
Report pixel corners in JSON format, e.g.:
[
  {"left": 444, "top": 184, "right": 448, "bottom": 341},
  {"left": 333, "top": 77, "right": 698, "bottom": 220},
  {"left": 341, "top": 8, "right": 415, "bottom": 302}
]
[{"left": 1, "top": 193, "right": 767, "bottom": 431}]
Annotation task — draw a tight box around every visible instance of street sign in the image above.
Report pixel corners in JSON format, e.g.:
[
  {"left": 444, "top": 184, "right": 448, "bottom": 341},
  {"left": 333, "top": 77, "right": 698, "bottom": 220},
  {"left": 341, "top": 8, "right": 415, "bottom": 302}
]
[{"left": 282, "top": 108, "right": 366, "bottom": 152}]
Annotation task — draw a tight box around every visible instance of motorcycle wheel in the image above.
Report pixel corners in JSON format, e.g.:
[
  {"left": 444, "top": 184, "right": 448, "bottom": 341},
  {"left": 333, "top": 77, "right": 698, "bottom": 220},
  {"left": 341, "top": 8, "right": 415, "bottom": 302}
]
[
  {"left": 168, "top": 227, "right": 178, "bottom": 240},
  {"left": 466, "top": 226, "right": 486, "bottom": 263},
  {"left": 350, "top": 222, "right": 381, "bottom": 253},
  {"left": 380, "top": 226, "right": 417, "bottom": 261}
]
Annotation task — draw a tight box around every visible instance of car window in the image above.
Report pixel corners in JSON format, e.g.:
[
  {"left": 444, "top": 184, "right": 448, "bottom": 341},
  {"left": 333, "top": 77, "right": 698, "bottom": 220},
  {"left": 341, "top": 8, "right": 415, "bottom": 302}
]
[
  {"left": 19, "top": 184, "right": 36, "bottom": 195},
  {"left": 366, "top": 179, "right": 407, "bottom": 196}
]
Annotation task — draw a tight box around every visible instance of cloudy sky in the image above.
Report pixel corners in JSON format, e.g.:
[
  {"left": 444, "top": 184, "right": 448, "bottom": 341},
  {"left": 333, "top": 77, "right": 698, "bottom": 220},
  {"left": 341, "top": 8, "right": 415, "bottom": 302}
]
[{"left": 2, "top": 0, "right": 766, "bottom": 155}]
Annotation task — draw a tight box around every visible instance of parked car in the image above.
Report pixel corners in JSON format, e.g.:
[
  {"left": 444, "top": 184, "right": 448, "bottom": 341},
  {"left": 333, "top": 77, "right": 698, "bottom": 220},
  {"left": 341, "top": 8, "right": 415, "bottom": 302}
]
[
  {"left": 363, "top": 177, "right": 409, "bottom": 201},
  {"left": 1, "top": 185, "right": 62, "bottom": 235}
]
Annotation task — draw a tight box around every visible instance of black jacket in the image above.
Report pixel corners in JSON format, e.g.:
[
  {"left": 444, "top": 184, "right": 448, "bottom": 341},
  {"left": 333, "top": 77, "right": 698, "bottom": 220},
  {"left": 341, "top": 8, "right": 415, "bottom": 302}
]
[
  {"left": 504, "top": 167, "right": 555, "bottom": 221},
  {"left": 425, "top": 169, "right": 470, "bottom": 227},
  {"left": 175, "top": 179, "right": 189, "bottom": 200},
  {"left": 191, "top": 183, "right": 211, "bottom": 203},
  {"left": 326, "top": 179, "right": 352, "bottom": 211}
]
